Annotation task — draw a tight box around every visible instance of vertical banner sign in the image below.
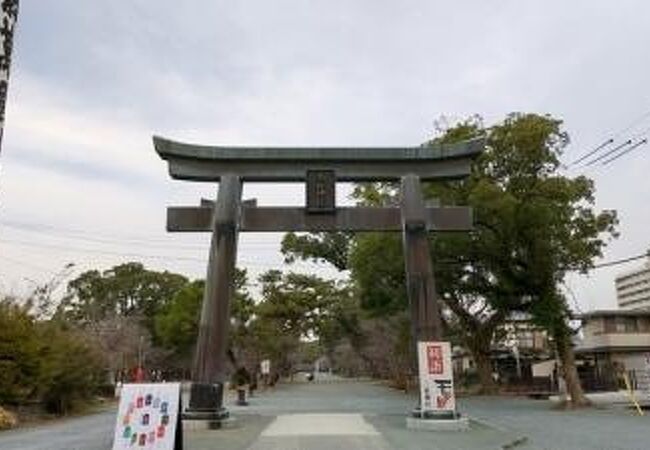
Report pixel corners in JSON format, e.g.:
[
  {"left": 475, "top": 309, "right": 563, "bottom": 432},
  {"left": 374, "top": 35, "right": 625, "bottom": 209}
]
[
  {"left": 260, "top": 359, "right": 271, "bottom": 375},
  {"left": 417, "top": 341, "right": 455, "bottom": 413},
  {"left": 112, "top": 383, "right": 183, "bottom": 450},
  {"left": 0, "top": 0, "right": 19, "bottom": 154}
]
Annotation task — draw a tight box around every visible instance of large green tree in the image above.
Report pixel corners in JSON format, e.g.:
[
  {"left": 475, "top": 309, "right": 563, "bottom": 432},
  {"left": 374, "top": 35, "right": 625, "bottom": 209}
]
[
  {"left": 58, "top": 262, "right": 188, "bottom": 336},
  {"left": 282, "top": 113, "right": 618, "bottom": 405},
  {"left": 468, "top": 113, "right": 617, "bottom": 406},
  {"left": 154, "top": 268, "right": 253, "bottom": 371}
]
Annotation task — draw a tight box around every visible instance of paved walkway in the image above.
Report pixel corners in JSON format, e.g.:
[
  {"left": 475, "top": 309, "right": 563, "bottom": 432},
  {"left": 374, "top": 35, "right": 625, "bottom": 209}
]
[
  {"left": 189, "top": 381, "right": 650, "bottom": 450},
  {"left": 0, "top": 409, "right": 115, "bottom": 450},
  {"left": 1, "top": 380, "right": 649, "bottom": 449}
]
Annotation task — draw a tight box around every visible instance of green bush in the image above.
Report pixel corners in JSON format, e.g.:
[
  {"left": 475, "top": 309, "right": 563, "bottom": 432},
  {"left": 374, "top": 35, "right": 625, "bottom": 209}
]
[
  {"left": 0, "top": 300, "right": 106, "bottom": 415},
  {"left": 0, "top": 302, "right": 41, "bottom": 404},
  {"left": 0, "top": 406, "right": 18, "bottom": 430},
  {"left": 37, "top": 324, "right": 106, "bottom": 415}
]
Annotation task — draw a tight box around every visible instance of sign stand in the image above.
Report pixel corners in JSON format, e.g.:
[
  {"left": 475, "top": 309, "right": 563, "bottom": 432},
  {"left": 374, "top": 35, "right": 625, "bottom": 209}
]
[
  {"left": 406, "top": 341, "right": 469, "bottom": 431},
  {"left": 112, "top": 383, "right": 183, "bottom": 450}
]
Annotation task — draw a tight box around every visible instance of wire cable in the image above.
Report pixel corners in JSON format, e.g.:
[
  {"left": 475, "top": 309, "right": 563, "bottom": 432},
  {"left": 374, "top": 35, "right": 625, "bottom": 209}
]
[
  {"left": 583, "top": 139, "right": 632, "bottom": 166},
  {"left": 569, "top": 108, "right": 650, "bottom": 166},
  {"left": 570, "top": 138, "right": 614, "bottom": 166},
  {"left": 0, "top": 254, "right": 61, "bottom": 275},
  {"left": 593, "top": 252, "right": 649, "bottom": 269},
  {"left": 0, "top": 221, "right": 281, "bottom": 251},
  {"left": 0, "top": 238, "right": 282, "bottom": 268},
  {"left": 601, "top": 139, "right": 648, "bottom": 166}
]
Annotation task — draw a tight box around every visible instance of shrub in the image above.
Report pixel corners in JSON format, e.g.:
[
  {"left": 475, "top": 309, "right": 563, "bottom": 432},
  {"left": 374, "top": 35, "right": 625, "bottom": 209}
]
[
  {"left": 37, "top": 324, "right": 106, "bottom": 415},
  {"left": 0, "top": 301, "right": 41, "bottom": 405},
  {"left": 0, "top": 406, "right": 18, "bottom": 430}
]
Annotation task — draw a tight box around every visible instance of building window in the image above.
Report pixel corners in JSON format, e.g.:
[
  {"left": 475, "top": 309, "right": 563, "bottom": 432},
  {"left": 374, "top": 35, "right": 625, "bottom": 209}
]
[
  {"left": 625, "top": 317, "right": 638, "bottom": 332},
  {"left": 612, "top": 317, "right": 638, "bottom": 333},
  {"left": 604, "top": 317, "right": 616, "bottom": 333},
  {"left": 638, "top": 318, "right": 650, "bottom": 333}
]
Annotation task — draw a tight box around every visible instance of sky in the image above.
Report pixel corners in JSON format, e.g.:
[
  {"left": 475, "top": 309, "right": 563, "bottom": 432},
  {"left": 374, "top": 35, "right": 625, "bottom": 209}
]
[{"left": 0, "top": 1, "right": 649, "bottom": 310}]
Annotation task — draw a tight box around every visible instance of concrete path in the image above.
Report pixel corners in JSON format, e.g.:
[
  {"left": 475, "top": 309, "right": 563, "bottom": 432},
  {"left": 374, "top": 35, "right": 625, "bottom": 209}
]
[
  {"left": 247, "top": 413, "right": 391, "bottom": 450},
  {"left": 2, "top": 380, "right": 650, "bottom": 449},
  {"left": 212, "top": 381, "right": 518, "bottom": 450},
  {"left": 0, "top": 409, "right": 115, "bottom": 450}
]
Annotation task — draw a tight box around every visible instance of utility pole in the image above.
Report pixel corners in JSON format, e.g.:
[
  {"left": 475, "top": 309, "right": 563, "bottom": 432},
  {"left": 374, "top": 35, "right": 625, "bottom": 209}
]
[{"left": 0, "top": 0, "right": 19, "bottom": 155}]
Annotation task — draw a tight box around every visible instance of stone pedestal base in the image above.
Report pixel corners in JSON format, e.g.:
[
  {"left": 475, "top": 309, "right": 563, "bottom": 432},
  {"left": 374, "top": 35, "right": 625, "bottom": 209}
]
[
  {"left": 236, "top": 387, "right": 249, "bottom": 406},
  {"left": 182, "top": 415, "right": 235, "bottom": 431},
  {"left": 183, "top": 382, "right": 230, "bottom": 430},
  {"left": 406, "top": 415, "right": 469, "bottom": 431}
]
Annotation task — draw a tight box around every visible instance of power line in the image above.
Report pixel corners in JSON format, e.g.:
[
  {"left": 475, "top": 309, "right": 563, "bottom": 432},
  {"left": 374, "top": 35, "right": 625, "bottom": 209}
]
[
  {"left": 0, "top": 220, "right": 181, "bottom": 244},
  {"left": 602, "top": 138, "right": 648, "bottom": 166},
  {"left": 614, "top": 110, "right": 650, "bottom": 138},
  {"left": 0, "top": 221, "right": 281, "bottom": 251},
  {"left": 569, "top": 108, "right": 650, "bottom": 166},
  {"left": 631, "top": 124, "right": 650, "bottom": 140},
  {"left": 583, "top": 139, "right": 632, "bottom": 166},
  {"left": 593, "top": 252, "right": 649, "bottom": 269},
  {"left": 0, "top": 254, "right": 61, "bottom": 275},
  {"left": 570, "top": 138, "right": 614, "bottom": 166},
  {"left": 0, "top": 223, "right": 206, "bottom": 250},
  {"left": 0, "top": 238, "right": 282, "bottom": 268}
]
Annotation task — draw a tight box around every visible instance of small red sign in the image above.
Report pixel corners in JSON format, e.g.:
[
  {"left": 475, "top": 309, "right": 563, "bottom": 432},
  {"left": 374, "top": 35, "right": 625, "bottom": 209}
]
[{"left": 426, "top": 345, "right": 444, "bottom": 374}]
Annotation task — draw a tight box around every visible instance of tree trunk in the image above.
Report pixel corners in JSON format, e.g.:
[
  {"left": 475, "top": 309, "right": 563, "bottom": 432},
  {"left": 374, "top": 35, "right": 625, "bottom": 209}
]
[
  {"left": 465, "top": 334, "right": 498, "bottom": 395},
  {"left": 474, "top": 349, "right": 498, "bottom": 394},
  {"left": 555, "top": 324, "right": 590, "bottom": 408}
]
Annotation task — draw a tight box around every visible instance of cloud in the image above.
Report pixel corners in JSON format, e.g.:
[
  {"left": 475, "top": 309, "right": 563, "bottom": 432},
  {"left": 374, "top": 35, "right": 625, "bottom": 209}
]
[{"left": 1, "top": 0, "right": 649, "bottom": 309}]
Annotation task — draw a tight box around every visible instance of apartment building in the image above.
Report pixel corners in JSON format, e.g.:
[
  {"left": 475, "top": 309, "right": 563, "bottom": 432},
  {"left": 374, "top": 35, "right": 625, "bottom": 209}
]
[{"left": 616, "top": 256, "right": 650, "bottom": 310}]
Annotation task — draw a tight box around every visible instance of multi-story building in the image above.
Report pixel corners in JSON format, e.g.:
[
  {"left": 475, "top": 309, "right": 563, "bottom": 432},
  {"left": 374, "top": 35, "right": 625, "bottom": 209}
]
[
  {"left": 575, "top": 309, "right": 650, "bottom": 391},
  {"left": 616, "top": 256, "right": 650, "bottom": 310},
  {"left": 452, "top": 313, "right": 550, "bottom": 382}
]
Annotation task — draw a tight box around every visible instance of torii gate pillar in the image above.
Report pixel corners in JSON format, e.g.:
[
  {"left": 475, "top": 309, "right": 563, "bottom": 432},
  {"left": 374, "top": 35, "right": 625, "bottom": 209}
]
[
  {"left": 401, "top": 174, "right": 443, "bottom": 343},
  {"left": 184, "top": 175, "right": 241, "bottom": 425}
]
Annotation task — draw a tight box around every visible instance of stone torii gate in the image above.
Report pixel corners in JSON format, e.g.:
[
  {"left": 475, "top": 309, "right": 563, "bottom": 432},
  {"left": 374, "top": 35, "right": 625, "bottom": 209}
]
[{"left": 155, "top": 135, "right": 483, "bottom": 427}]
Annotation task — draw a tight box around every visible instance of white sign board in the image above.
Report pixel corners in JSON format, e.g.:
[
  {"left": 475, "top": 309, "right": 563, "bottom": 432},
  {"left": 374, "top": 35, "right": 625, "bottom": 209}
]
[
  {"left": 260, "top": 359, "right": 271, "bottom": 375},
  {"left": 112, "top": 383, "right": 181, "bottom": 450},
  {"left": 417, "top": 341, "right": 455, "bottom": 412}
]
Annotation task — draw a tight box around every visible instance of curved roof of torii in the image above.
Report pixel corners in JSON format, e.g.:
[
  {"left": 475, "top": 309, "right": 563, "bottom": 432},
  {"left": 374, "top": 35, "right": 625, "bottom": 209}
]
[{"left": 153, "top": 135, "right": 484, "bottom": 182}]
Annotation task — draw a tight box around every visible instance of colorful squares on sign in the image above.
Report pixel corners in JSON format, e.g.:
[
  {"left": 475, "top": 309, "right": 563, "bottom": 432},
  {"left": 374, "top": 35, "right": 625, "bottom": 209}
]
[{"left": 113, "top": 384, "right": 180, "bottom": 450}]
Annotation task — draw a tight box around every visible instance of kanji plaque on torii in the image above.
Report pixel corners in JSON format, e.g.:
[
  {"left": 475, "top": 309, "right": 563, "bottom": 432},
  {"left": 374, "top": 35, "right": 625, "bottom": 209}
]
[{"left": 154, "top": 135, "right": 483, "bottom": 427}]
